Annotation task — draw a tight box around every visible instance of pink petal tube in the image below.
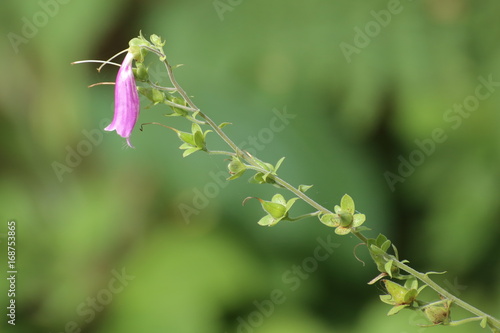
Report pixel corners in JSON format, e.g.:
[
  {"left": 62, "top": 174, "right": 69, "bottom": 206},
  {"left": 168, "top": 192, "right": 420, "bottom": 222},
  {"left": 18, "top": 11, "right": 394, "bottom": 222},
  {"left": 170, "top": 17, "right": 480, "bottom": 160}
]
[{"left": 105, "top": 52, "right": 140, "bottom": 148}]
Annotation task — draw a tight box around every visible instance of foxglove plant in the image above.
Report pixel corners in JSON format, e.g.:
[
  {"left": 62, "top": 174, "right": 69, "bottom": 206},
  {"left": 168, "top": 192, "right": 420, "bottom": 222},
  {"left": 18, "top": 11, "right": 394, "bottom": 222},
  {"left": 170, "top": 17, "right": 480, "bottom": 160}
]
[
  {"left": 75, "top": 33, "right": 500, "bottom": 332},
  {"left": 104, "top": 51, "right": 140, "bottom": 148}
]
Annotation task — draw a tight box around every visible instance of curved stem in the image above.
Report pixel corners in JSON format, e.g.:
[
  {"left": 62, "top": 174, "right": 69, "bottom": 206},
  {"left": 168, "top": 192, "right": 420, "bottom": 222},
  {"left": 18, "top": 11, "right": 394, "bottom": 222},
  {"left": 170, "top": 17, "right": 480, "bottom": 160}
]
[{"left": 145, "top": 43, "right": 500, "bottom": 331}]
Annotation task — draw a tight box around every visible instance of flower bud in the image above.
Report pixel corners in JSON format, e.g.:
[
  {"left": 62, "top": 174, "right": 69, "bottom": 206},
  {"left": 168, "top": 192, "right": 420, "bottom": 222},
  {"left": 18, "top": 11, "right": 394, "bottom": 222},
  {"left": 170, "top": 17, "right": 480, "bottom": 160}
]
[{"left": 424, "top": 304, "right": 451, "bottom": 325}]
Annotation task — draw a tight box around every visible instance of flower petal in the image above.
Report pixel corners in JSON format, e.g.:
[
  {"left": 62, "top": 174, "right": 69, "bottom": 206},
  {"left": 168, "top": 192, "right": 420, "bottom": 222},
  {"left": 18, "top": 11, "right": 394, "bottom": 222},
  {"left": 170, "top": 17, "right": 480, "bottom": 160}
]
[{"left": 105, "top": 52, "right": 140, "bottom": 147}]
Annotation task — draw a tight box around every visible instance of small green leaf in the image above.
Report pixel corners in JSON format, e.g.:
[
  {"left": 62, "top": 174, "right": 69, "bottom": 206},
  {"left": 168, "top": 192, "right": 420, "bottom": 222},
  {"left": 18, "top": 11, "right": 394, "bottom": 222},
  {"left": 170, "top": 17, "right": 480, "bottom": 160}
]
[
  {"left": 392, "top": 244, "right": 400, "bottom": 260},
  {"left": 383, "top": 280, "right": 408, "bottom": 305},
  {"left": 384, "top": 260, "right": 394, "bottom": 277},
  {"left": 403, "top": 289, "right": 417, "bottom": 304},
  {"left": 379, "top": 294, "right": 393, "bottom": 305},
  {"left": 194, "top": 130, "right": 205, "bottom": 149},
  {"left": 271, "top": 193, "right": 286, "bottom": 205},
  {"left": 340, "top": 194, "right": 355, "bottom": 214},
  {"left": 218, "top": 122, "right": 232, "bottom": 128},
  {"left": 381, "top": 239, "right": 392, "bottom": 252},
  {"left": 274, "top": 157, "right": 285, "bottom": 172},
  {"left": 257, "top": 215, "right": 275, "bottom": 226},
  {"left": 298, "top": 184, "right": 313, "bottom": 193},
  {"left": 285, "top": 197, "right": 299, "bottom": 211},
  {"left": 480, "top": 317, "right": 487, "bottom": 328},
  {"left": 182, "top": 147, "right": 200, "bottom": 157},
  {"left": 352, "top": 213, "right": 366, "bottom": 227},
  {"left": 338, "top": 211, "right": 353, "bottom": 227},
  {"left": 387, "top": 304, "right": 408, "bottom": 316},
  {"left": 227, "top": 170, "right": 245, "bottom": 180},
  {"left": 228, "top": 156, "right": 246, "bottom": 175},
  {"left": 249, "top": 173, "right": 265, "bottom": 184},
  {"left": 376, "top": 234, "right": 388, "bottom": 246},
  {"left": 261, "top": 201, "right": 286, "bottom": 219},
  {"left": 320, "top": 214, "right": 340, "bottom": 227},
  {"left": 335, "top": 227, "right": 351, "bottom": 235},
  {"left": 178, "top": 132, "right": 195, "bottom": 145},
  {"left": 369, "top": 245, "right": 385, "bottom": 256},
  {"left": 191, "top": 122, "right": 202, "bottom": 134}
]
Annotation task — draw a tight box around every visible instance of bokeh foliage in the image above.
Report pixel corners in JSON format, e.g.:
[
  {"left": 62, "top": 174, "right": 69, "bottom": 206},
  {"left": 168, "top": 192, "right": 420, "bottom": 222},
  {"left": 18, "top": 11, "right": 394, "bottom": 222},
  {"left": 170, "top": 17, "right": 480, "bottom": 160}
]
[{"left": 0, "top": 0, "right": 499, "bottom": 332}]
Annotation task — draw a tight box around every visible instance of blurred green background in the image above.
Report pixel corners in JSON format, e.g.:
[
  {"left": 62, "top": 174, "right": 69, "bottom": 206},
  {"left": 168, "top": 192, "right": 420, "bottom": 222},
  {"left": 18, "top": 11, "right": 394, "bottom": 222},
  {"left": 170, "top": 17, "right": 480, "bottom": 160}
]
[{"left": 1, "top": 0, "right": 500, "bottom": 332}]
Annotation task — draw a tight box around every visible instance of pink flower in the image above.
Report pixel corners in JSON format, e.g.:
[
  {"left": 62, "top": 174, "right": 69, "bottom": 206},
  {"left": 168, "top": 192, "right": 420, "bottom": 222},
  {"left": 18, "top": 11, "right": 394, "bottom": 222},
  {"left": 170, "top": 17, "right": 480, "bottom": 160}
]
[{"left": 105, "top": 52, "right": 139, "bottom": 148}]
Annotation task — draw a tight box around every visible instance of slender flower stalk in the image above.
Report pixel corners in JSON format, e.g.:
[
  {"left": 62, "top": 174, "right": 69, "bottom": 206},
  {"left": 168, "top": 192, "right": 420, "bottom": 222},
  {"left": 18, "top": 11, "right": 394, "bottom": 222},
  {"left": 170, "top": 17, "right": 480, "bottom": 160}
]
[
  {"left": 74, "top": 33, "right": 500, "bottom": 332},
  {"left": 104, "top": 52, "right": 140, "bottom": 148}
]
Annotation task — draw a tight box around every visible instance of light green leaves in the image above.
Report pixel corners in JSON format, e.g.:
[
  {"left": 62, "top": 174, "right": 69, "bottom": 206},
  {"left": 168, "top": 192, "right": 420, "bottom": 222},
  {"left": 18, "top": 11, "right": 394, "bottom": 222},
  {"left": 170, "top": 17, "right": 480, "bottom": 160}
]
[
  {"left": 367, "top": 234, "right": 400, "bottom": 277},
  {"left": 227, "top": 156, "right": 247, "bottom": 180},
  {"left": 319, "top": 194, "right": 366, "bottom": 235},
  {"left": 249, "top": 157, "right": 285, "bottom": 185},
  {"left": 244, "top": 194, "right": 299, "bottom": 227},
  {"left": 380, "top": 278, "right": 426, "bottom": 315}
]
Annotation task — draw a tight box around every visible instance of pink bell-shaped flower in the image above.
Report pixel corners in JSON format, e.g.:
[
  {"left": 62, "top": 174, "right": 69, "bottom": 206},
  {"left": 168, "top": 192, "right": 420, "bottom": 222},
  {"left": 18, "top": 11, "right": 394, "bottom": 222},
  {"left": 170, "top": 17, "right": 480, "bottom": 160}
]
[{"left": 104, "top": 52, "right": 140, "bottom": 148}]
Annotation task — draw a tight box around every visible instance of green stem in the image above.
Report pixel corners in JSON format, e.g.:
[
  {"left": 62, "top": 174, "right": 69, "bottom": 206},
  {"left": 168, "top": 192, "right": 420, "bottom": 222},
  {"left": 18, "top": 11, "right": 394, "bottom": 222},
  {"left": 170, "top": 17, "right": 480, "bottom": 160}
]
[
  {"left": 146, "top": 43, "right": 500, "bottom": 331},
  {"left": 207, "top": 150, "right": 235, "bottom": 157},
  {"left": 389, "top": 257, "right": 500, "bottom": 330}
]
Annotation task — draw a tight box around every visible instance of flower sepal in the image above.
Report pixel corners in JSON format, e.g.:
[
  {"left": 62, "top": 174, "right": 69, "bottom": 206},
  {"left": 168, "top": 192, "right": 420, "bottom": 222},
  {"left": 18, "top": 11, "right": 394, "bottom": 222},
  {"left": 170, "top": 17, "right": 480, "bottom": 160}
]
[
  {"left": 243, "top": 194, "right": 299, "bottom": 227},
  {"left": 319, "top": 194, "right": 366, "bottom": 235}
]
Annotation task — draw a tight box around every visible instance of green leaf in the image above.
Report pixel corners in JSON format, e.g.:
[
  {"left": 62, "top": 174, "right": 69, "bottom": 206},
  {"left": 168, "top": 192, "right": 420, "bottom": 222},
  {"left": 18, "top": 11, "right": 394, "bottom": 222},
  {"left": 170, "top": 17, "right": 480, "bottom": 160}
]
[
  {"left": 383, "top": 280, "right": 408, "bottom": 304},
  {"left": 403, "top": 289, "right": 417, "bottom": 304},
  {"left": 191, "top": 122, "right": 202, "bottom": 134},
  {"left": 218, "top": 122, "right": 232, "bottom": 128},
  {"left": 274, "top": 157, "right": 285, "bottom": 172},
  {"left": 379, "top": 294, "right": 394, "bottom": 305},
  {"left": 227, "top": 170, "right": 245, "bottom": 181},
  {"left": 352, "top": 213, "right": 366, "bottom": 227},
  {"left": 261, "top": 201, "right": 286, "bottom": 219},
  {"left": 320, "top": 214, "right": 339, "bottom": 227},
  {"left": 384, "top": 260, "right": 394, "bottom": 277},
  {"left": 340, "top": 194, "right": 355, "bottom": 214},
  {"left": 387, "top": 304, "right": 408, "bottom": 316},
  {"left": 271, "top": 193, "right": 286, "bottom": 205},
  {"left": 178, "top": 132, "right": 195, "bottom": 145},
  {"left": 404, "top": 277, "right": 418, "bottom": 290},
  {"left": 193, "top": 130, "right": 205, "bottom": 149},
  {"left": 338, "top": 211, "right": 353, "bottom": 227},
  {"left": 298, "top": 184, "right": 313, "bottom": 193},
  {"left": 369, "top": 245, "right": 385, "bottom": 256},
  {"left": 285, "top": 197, "right": 299, "bottom": 211},
  {"left": 257, "top": 215, "right": 275, "bottom": 226},
  {"left": 376, "top": 234, "right": 389, "bottom": 246},
  {"left": 334, "top": 227, "right": 351, "bottom": 235},
  {"left": 249, "top": 173, "right": 265, "bottom": 184},
  {"left": 480, "top": 317, "right": 487, "bottom": 328},
  {"left": 381, "top": 239, "right": 392, "bottom": 252},
  {"left": 182, "top": 147, "right": 200, "bottom": 157},
  {"left": 228, "top": 156, "right": 246, "bottom": 175}
]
